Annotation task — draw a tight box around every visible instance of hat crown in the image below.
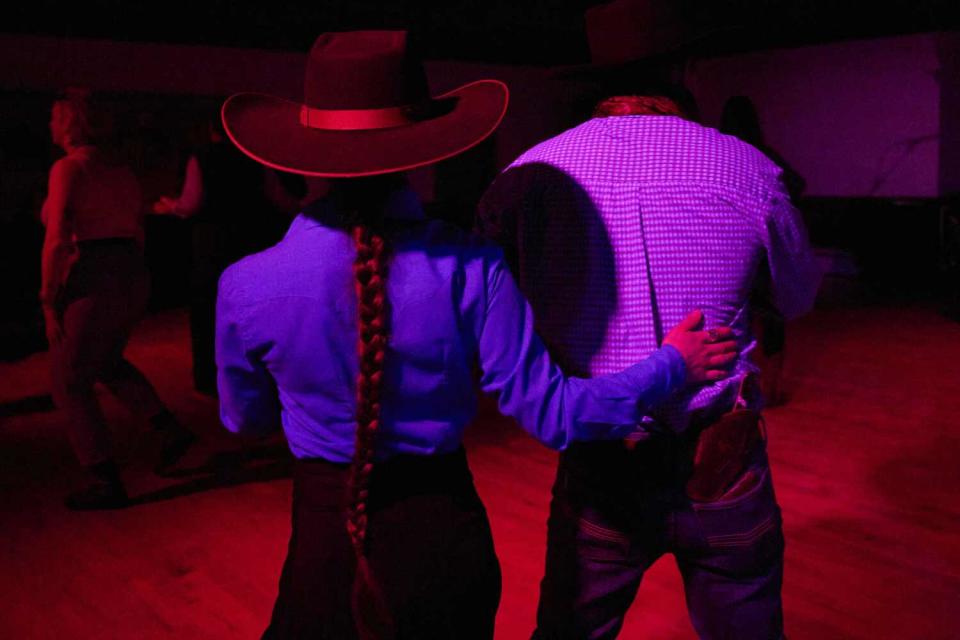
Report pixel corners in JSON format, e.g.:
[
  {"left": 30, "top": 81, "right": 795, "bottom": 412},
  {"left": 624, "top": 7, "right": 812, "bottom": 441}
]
[{"left": 304, "top": 31, "right": 430, "bottom": 110}]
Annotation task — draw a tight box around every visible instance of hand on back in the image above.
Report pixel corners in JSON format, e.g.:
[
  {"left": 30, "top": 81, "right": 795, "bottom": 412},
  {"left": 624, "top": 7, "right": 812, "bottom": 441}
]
[{"left": 663, "top": 310, "right": 738, "bottom": 384}]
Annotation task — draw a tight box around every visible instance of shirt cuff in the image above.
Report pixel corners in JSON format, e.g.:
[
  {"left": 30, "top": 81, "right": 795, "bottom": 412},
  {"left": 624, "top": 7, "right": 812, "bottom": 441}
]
[
  {"left": 658, "top": 344, "right": 688, "bottom": 387},
  {"left": 622, "top": 344, "right": 687, "bottom": 401}
]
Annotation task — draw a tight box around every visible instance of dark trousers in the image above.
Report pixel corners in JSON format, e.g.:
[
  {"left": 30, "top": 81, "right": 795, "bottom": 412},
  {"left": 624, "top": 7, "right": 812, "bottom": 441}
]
[
  {"left": 263, "top": 448, "right": 502, "bottom": 640},
  {"left": 188, "top": 276, "right": 218, "bottom": 395},
  {"left": 51, "top": 240, "right": 165, "bottom": 466},
  {"left": 533, "top": 436, "right": 785, "bottom": 640}
]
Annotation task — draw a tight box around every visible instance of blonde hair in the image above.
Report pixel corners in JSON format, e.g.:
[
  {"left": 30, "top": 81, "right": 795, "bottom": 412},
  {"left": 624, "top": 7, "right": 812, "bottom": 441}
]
[{"left": 53, "top": 88, "right": 110, "bottom": 147}]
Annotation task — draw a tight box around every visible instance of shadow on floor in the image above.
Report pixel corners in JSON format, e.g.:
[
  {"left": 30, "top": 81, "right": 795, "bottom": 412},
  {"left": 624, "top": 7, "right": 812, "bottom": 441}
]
[
  {"left": 0, "top": 393, "right": 56, "bottom": 419},
  {"left": 129, "top": 441, "right": 294, "bottom": 506}
]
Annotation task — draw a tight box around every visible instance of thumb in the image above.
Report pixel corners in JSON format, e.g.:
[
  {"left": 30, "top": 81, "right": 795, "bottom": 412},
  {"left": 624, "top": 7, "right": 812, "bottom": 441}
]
[{"left": 674, "top": 309, "right": 704, "bottom": 333}]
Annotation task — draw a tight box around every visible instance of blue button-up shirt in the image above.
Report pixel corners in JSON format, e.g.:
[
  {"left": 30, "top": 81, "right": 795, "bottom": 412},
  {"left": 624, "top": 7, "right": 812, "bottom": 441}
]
[{"left": 215, "top": 190, "right": 686, "bottom": 462}]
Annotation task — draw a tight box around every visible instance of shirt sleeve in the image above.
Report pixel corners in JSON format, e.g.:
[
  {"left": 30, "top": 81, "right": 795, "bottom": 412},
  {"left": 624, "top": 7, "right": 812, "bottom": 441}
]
[
  {"left": 215, "top": 266, "right": 281, "bottom": 435},
  {"left": 759, "top": 179, "right": 823, "bottom": 320},
  {"left": 476, "top": 166, "right": 525, "bottom": 270},
  {"left": 476, "top": 250, "right": 686, "bottom": 450}
]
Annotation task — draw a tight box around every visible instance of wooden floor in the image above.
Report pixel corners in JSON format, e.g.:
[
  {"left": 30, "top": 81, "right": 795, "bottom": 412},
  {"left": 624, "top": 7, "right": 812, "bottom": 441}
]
[{"left": 1, "top": 304, "right": 958, "bottom": 639}]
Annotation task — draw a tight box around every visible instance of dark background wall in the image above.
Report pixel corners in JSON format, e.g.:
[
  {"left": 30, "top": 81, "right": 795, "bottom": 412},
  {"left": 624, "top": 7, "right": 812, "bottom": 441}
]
[{"left": 2, "top": 2, "right": 959, "bottom": 357}]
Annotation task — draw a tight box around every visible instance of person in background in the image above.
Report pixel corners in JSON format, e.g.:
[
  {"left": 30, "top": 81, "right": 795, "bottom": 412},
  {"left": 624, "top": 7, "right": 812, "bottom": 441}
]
[
  {"left": 479, "top": 82, "right": 820, "bottom": 639},
  {"left": 154, "top": 113, "right": 305, "bottom": 395},
  {"left": 40, "top": 89, "right": 194, "bottom": 510},
  {"left": 215, "top": 31, "right": 739, "bottom": 639},
  {"left": 720, "top": 95, "right": 806, "bottom": 201}
]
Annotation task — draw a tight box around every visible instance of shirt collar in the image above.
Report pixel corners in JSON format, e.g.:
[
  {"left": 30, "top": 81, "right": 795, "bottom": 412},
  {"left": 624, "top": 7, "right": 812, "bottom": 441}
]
[
  {"left": 381, "top": 186, "right": 426, "bottom": 221},
  {"left": 290, "top": 185, "right": 426, "bottom": 237}
]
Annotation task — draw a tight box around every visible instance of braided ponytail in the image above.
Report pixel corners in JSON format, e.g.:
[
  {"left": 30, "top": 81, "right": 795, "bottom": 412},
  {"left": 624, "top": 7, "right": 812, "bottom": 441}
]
[
  {"left": 347, "top": 223, "right": 389, "bottom": 556},
  {"left": 341, "top": 180, "right": 395, "bottom": 639}
]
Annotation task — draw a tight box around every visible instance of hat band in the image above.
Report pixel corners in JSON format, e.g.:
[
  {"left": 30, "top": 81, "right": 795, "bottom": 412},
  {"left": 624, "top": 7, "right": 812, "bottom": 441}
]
[{"left": 299, "top": 104, "right": 419, "bottom": 131}]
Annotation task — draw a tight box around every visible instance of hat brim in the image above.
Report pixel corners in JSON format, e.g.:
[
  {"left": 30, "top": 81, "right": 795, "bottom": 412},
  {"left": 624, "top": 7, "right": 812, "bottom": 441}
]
[{"left": 222, "top": 80, "right": 508, "bottom": 178}]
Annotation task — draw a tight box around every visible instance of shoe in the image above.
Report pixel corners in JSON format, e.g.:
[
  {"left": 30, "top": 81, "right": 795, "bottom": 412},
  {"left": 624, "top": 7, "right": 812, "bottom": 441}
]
[
  {"left": 64, "top": 481, "right": 129, "bottom": 511},
  {"left": 155, "top": 426, "right": 197, "bottom": 475}
]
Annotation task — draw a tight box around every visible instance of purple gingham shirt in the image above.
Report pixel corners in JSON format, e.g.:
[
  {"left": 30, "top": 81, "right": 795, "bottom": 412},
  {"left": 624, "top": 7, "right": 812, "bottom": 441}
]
[{"left": 479, "top": 115, "right": 821, "bottom": 434}]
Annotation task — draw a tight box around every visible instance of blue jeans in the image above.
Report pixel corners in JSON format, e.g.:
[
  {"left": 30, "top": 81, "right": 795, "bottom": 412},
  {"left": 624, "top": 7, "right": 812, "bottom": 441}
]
[{"left": 533, "top": 436, "right": 785, "bottom": 640}]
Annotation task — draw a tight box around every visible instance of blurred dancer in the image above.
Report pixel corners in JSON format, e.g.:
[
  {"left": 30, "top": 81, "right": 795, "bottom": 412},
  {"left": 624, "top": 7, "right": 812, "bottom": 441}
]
[
  {"left": 154, "top": 114, "right": 303, "bottom": 395},
  {"left": 41, "top": 89, "right": 194, "bottom": 510}
]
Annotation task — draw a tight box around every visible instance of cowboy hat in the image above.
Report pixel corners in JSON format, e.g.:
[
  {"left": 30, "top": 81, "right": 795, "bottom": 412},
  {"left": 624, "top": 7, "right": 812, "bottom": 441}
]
[
  {"left": 222, "top": 30, "right": 509, "bottom": 177},
  {"left": 551, "top": 0, "right": 748, "bottom": 82}
]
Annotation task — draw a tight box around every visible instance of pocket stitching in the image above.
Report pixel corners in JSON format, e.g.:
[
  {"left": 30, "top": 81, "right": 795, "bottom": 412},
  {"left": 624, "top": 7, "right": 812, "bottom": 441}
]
[
  {"left": 691, "top": 466, "right": 770, "bottom": 511},
  {"left": 577, "top": 516, "right": 631, "bottom": 544},
  {"left": 705, "top": 514, "right": 777, "bottom": 548}
]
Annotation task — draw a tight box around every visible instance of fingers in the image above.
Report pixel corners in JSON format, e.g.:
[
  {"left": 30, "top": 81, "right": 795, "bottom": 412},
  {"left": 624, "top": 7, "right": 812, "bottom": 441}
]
[
  {"left": 152, "top": 196, "right": 176, "bottom": 214},
  {"left": 691, "top": 330, "right": 736, "bottom": 352},
  {"left": 674, "top": 309, "right": 704, "bottom": 333},
  {"left": 705, "top": 369, "right": 730, "bottom": 381},
  {"left": 706, "top": 340, "right": 738, "bottom": 355},
  {"left": 698, "top": 351, "right": 738, "bottom": 382},
  {"left": 708, "top": 351, "right": 737, "bottom": 367},
  {"left": 707, "top": 326, "right": 734, "bottom": 341}
]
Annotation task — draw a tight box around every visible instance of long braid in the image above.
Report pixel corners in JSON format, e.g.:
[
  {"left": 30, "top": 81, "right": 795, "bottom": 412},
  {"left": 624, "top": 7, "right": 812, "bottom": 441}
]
[
  {"left": 347, "top": 213, "right": 394, "bottom": 639},
  {"left": 347, "top": 223, "right": 389, "bottom": 556}
]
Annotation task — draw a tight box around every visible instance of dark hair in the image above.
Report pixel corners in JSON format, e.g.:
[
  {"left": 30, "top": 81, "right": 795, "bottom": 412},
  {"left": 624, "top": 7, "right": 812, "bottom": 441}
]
[{"left": 720, "top": 95, "right": 764, "bottom": 147}]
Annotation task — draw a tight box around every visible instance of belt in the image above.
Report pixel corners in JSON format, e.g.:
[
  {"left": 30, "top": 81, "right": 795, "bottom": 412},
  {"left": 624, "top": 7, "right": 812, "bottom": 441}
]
[{"left": 296, "top": 448, "right": 474, "bottom": 503}]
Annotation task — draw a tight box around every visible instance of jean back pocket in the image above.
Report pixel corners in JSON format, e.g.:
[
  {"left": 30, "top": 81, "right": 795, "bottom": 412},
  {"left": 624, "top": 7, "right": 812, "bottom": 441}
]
[{"left": 690, "top": 464, "right": 782, "bottom": 550}]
